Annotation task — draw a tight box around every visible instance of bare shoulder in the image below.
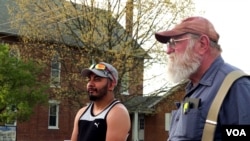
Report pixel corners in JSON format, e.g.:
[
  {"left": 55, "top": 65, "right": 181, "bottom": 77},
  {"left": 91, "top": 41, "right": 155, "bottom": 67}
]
[
  {"left": 111, "top": 103, "right": 129, "bottom": 114},
  {"left": 107, "top": 102, "right": 130, "bottom": 126},
  {"left": 75, "top": 106, "right": 88, "bottom": 119},
  {"left": 79, "top": 106, "right": 88, "bottom": 113},
  {"left": 107, "top": 102, "right": 130, "bottom": 121},
  {"left": 106, "top": 102, "right": 131, "bottom": 141}
]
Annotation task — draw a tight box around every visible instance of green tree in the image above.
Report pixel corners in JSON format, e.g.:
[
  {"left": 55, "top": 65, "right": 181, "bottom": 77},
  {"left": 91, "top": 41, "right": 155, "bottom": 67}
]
[{"left": 0, "top": 44, "right": 48, "bottom": 124}]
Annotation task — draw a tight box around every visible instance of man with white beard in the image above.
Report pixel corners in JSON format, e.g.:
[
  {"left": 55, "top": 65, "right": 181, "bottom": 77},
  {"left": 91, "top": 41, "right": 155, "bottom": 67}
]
[{"left": 155, "top": 16, "right": 250, "bottom": 141}]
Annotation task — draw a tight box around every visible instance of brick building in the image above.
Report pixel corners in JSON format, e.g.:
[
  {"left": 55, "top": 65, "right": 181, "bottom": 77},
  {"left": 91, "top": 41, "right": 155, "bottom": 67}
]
[
  {"left": 125, "top": 82, "right": 186, "bottom": 141},
  {"left": 0, "top": 0, "right": 187, "bottom": 141}
]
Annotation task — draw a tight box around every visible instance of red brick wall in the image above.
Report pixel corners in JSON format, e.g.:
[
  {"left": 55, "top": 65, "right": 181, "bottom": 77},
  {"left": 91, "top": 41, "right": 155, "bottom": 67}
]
[
  {"left": 16, "top": 101, "right": 77, "bottom": 141},
  {"left": 144, "top": 84, "right": 186, "bottom": 141},
  {"left": 3, "top": 40, "right": 88, "bottom": 141}
]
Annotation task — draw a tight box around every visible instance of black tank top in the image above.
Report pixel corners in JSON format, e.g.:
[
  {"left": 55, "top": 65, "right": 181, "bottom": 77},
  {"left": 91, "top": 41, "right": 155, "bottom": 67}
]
[{"left": 77, "top": 100, "right": 120, "bottom": 141}]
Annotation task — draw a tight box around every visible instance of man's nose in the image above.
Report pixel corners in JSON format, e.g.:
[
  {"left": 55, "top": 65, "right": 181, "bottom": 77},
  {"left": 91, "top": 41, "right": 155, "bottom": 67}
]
[
  {"left": 87, "top": 79, "right": 95, "bottom": 86},
  {"left": 166, "top": 46, "right": 175, "bottom": 54}
]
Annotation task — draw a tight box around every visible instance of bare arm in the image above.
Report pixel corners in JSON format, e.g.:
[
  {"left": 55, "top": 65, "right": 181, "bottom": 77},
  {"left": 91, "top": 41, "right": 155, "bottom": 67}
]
[
  {"left": 70, "top": 107, "right": 87, "bottom": 141},
  {"left": 106, "top": 103, "right": 131, "bottom": 141}
]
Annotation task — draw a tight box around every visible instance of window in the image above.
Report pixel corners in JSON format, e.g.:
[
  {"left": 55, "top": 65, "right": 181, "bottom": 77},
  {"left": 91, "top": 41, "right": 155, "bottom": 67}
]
[
  {"left": 48, "top": 100, "right": 60, "bottom": 129},
  {"left": 121, "top": 72, "right": 129, "bottom": 95},
  {"left": 50, "top": 54, "right": 61, "bottom": 87},
  {"left": 165, "top": 113, "right": 171, "bottom": 131},
  {"left": 139, "top": 114, "right": 144, "bottom": 129},
  {"left": 0, "top": 126, "right": 16, "bottom": 141}
]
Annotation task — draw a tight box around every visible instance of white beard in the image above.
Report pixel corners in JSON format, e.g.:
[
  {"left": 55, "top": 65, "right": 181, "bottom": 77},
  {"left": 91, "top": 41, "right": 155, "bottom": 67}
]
[{"left": 166, "top": 40, "right": 202, "bottom": 83}]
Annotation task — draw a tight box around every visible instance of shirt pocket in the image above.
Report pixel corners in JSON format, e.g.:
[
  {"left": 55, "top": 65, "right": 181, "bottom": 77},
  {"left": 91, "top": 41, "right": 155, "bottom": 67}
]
[{"left": 170, "top": 108, "right": 203, "bottom": 139}]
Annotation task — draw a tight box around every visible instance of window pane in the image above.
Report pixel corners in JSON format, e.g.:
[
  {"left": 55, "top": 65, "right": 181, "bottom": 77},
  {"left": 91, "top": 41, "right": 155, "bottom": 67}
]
[
  {"left": 139, "top": 115, "right": 145, "bottom": 129},
  {"left": 50, "top": 54, "right": 61, "bottom": 87},
  {"left": 51, "top": 70, "right": 59, "bottom": 77},
  {"left": 49, "top": 116, "right": 56, "bottom": 126},
  {"left": 50, "top": 105, "right": 57, "bottom": 115},
  {"left": 51, "top": 62, "right": 59, "bottom": 69},
  {"left": 49, "top": 105, "right": 57, "bottom": 126}
]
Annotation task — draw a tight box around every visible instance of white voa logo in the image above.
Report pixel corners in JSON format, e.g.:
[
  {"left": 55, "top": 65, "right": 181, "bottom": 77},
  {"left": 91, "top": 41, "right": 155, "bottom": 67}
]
[{"left": 226, "top": 129, "right": 246, "bottom": 136}]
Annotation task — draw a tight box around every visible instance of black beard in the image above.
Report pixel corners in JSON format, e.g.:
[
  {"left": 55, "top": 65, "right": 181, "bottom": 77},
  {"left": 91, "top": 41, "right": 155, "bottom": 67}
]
[{"left": 88, "top": 83, "right": 108, "bottom": 101}]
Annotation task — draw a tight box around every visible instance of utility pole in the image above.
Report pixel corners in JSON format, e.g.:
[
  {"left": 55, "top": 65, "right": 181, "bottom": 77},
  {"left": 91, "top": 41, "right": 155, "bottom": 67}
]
[{"left": 125, "top": 0, "right": 133, "bottom": 37}]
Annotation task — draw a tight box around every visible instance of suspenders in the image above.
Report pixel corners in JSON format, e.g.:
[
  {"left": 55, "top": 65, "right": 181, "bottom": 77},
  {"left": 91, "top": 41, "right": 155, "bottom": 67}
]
[{"left": 201, "top": 70, "right": 249, "bottom": 141}]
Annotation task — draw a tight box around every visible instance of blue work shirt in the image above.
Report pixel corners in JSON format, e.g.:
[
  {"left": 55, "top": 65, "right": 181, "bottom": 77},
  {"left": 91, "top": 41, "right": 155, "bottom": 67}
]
[{"left": 168, "top": 55, "right": 250, "bottom": 141}]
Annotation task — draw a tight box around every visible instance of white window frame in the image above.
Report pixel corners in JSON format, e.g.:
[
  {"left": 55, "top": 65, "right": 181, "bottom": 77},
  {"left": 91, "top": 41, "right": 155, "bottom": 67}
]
[
  {"left": 48, "top": 100, "right": 60, "bottom": 129},
  {"left": 50, "top": 54, "right": 61, "bottom": 87}
]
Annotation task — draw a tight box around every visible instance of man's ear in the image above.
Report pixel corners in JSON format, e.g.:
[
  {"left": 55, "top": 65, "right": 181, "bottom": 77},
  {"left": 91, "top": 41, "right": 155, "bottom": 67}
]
[
  {"left": 198, "top": 35, "right": 210, "bottom": 54},
  {"left": 108, "top": 80, "right": 116, "bottom": 91}
]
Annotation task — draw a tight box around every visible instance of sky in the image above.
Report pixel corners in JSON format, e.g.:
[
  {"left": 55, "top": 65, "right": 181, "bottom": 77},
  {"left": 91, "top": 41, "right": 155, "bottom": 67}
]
[
  {"left": 143, "top": 0, "right": 250, "bottom": 95},
  {"left": 195, "top": 0, "right": 250, "bottom": 71}
]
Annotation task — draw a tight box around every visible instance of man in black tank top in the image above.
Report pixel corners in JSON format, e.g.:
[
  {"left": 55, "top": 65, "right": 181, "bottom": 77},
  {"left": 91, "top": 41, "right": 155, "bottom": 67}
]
[{"left": 70, "top": 62, "right": 131, "bottom": 141}]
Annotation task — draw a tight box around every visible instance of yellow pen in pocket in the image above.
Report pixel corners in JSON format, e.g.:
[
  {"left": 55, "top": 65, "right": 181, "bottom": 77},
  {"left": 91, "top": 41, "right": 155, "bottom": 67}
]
[{"left": 183, "top": 102, "right": 189, "bottom": 114}]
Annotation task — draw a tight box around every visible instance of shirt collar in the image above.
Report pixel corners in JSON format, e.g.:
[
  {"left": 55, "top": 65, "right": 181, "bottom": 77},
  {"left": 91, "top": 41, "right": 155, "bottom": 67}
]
[{"left": 186, "top": 55, "right": 225, "bottom": 90}]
